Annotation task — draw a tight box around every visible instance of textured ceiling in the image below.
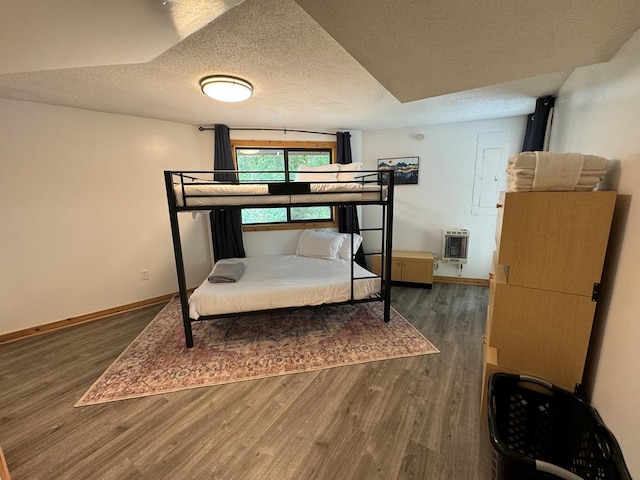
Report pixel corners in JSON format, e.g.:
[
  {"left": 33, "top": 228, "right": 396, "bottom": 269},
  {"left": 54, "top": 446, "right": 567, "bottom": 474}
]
[
  {"left": 295, "top": 0, "right": 640, "bottom": 102},
  {"left": 0, "top": 0, "right": 638, "bottom": 130},
  {"left": 0, "top": 0, "right": 244, "bottom": 74}
]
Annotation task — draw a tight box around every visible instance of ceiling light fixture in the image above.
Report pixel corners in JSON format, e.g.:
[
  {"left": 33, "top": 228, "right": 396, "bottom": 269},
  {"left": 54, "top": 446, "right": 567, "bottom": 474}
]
[{"left": 200, "top": 75, "right": 253, "bottom": 102}]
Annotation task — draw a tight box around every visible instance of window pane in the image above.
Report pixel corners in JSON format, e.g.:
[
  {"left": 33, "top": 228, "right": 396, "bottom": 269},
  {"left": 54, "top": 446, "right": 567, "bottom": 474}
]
[
  {"left": 234, "top": 145, "right": 335, "bottom": 227},
  {"left": 289, "top": 151, "right": 332, "bottom": 221},
  {"left": 291, "top": 206, "right": 332, "bottom": 221},
  {"left": 236, "top": 149, "right": 285, "bottom": 182},
  {"left": 242, "top": 208, "right": 287, "bottom": 225}
]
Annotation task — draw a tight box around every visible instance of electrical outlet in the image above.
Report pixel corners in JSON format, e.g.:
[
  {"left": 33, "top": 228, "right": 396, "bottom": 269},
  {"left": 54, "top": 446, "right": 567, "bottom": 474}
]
[{"left": 140, "top": 269, "right": 149, "bottom": 281}]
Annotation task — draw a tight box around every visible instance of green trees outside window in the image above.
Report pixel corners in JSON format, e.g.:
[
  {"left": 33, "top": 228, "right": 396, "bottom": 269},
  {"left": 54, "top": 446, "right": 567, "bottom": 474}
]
[{"left": 235, "top": 147, "right": 334, "bottom": 226}]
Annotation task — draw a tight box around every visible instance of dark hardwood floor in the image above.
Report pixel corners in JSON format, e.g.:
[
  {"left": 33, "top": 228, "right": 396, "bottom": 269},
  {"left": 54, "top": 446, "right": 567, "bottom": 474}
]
[{"left": 0, "top": 284, "right": 493, "bottom": 479}]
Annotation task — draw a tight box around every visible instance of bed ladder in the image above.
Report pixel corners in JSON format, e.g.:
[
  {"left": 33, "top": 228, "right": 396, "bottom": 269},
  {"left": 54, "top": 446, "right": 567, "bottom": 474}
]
[{"left": 352, "top": 174, "right": 394, "bottom": 322}]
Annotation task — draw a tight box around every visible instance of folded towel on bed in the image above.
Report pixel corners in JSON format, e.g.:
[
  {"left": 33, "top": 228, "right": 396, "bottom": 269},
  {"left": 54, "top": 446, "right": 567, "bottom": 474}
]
[{"left": 208, "top": 262, "right": 244, "bottom": 283}]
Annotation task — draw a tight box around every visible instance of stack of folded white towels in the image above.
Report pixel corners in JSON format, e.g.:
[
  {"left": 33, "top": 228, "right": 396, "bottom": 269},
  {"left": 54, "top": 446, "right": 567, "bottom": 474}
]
[{"left": 506, "top": 152, "right": 610, "bottom": 192}]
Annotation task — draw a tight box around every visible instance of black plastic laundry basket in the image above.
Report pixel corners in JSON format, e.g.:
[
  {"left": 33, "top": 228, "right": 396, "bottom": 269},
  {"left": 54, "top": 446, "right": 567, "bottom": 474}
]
[{"left": 487, "top": 373, "right": 632, "bottom": 480}]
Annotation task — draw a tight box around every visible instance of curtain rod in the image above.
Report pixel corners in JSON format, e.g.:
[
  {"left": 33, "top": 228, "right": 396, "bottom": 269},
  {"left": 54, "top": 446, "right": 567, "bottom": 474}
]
[{"left": 198, "top": 126, "right": 337, "bottom": 136}]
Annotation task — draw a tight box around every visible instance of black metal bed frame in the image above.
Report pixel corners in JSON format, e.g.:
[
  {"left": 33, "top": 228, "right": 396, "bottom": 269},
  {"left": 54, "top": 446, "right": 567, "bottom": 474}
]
[{"left": 164, "top": 169, "right": 395, "bottom": 348}]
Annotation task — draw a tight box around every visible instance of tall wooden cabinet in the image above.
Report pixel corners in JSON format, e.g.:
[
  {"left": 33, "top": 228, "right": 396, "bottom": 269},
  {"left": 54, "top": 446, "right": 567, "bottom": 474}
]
[{"left": 481, "top": 191, "right": 616, "bottom": 410}]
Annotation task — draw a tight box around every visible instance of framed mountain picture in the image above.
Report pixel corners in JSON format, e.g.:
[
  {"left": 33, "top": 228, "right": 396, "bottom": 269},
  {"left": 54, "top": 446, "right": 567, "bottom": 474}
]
[{"left": 377, "top": 156, "right": 419, "bottom": 185}]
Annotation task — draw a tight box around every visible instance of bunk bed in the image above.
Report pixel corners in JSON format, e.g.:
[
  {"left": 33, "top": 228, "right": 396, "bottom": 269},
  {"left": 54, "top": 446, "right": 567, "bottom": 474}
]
[{"left": 164, "top": 169, "right": 395, "bottom": 348}]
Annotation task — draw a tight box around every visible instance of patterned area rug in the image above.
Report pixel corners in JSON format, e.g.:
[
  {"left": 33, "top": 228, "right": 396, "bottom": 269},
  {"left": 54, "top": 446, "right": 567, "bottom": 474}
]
[{"left": 76, "top": 298, "right": 439, "bottom": 406}]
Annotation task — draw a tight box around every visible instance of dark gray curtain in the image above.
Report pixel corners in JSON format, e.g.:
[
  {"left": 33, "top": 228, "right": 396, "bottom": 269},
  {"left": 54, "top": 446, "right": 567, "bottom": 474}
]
[
  {"left": 522, "top": 96, "right": 555, "bottom": 152},
  {"left": 336, "top": 131, "right": 366, "bottom": 267},
  {"left": 210, "top": 124, "right": 246, "bottom": 262}
]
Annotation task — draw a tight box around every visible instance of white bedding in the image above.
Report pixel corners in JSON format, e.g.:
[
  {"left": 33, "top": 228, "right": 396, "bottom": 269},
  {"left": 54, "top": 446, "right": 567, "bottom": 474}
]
[
  {"left": 188, "top": 255, "right": 381, "bottom": 319},
  {"left": 174, "top": 182, "right": 386, "bottom": 207}
]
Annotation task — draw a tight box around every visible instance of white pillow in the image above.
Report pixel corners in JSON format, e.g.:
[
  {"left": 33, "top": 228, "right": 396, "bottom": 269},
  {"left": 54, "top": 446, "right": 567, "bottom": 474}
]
[
  {"left": 296, "top": 230, "right": 345, "bottom": 260},
  {"left": 294, "top": 164, "right": 340, "bottom": 183},
  {"left": 313, "top": 229, "right": 363, "bottom": 261},
  {"left": 338, "top": 232, "right": 364, "bottom": 260},
  {"left": 337, "top": 162, "right": 364, "bottom": 182}
]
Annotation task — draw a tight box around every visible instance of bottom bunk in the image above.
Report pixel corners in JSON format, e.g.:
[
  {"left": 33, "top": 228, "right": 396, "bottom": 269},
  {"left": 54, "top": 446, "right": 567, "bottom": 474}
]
[
  {"left": 166, "top": 215, "right": 395, "bottom": 348},
  {"left": 180, "top": 252, "right": 387, "bottom": 347},
  {"left": 189, "top": 254, "right": 381, "bottom": 319}
]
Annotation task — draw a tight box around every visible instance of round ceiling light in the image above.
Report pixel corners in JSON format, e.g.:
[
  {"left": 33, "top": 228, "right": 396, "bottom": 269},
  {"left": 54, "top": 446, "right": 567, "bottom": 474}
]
[{"left": 200, "top": 75, "right": 253, "bottom": 102}]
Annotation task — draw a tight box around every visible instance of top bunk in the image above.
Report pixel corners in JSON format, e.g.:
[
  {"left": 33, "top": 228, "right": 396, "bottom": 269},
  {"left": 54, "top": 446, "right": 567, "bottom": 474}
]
[{"left": 165, "top": 167, "right": 394, "bottom": 211}]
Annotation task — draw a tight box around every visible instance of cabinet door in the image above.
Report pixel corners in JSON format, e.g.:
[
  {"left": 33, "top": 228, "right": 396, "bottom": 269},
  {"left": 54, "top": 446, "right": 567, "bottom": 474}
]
[
  {"left": 489, "top": 282, "right": 596, "bottom": 389},
  {"left": 400, "top": 259, "right": 431, "bottom": 283},
  {"left": 496, "top": 191, "right": 616, "bottom": 296},
  {"left": 371, "top": 255, "right": 401, "bottom": 280}
]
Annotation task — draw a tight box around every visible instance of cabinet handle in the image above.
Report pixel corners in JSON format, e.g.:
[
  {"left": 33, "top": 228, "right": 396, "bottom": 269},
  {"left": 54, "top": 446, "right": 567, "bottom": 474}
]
[{"left": 496, "top": 203, "right": 503, "bottom": 209}]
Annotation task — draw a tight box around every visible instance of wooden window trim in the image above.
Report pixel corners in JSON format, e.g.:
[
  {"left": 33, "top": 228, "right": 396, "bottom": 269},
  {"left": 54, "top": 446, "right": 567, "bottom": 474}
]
[
  {"left": 231, "top": 140, "right": 338, "bottom": 231},
  {"left": 231, "top": 139, "right": 338, "bottom": 152}
]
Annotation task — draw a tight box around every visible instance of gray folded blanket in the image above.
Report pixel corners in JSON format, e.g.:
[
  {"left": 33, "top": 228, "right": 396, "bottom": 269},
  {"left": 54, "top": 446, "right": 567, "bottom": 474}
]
[{"left": 207, "top": 262, "right": 244, "bottom": 283}]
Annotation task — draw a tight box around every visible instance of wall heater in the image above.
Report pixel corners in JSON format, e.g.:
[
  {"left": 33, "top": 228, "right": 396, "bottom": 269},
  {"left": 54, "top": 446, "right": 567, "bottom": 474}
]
[{"left": 442, "top": 229, "right": 469, "bottom": 264}]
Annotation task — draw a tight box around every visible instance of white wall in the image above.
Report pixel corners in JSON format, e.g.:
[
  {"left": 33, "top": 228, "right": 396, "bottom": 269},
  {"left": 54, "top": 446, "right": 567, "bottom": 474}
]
[
  {"left": 549, "top": 28, "right": 640, "bottom": 476},
  {"left": 0, "top": 99, "right": 212, "bottom": 335},
  {"left": 362, "top": 117, "right": 526, "bottom": 279}
]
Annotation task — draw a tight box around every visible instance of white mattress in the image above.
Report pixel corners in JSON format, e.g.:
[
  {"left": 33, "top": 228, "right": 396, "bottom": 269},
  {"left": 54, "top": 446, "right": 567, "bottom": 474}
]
[
  {"left": 188, "top": 255, "right": 381, "bottom": 319},
  {"left": 174, "top": 182, "right": 386, "bottom": 207}
]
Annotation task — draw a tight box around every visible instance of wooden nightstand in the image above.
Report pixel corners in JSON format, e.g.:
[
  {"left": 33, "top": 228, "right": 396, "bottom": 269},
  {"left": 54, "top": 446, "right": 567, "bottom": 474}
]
[{"left": 371, "top": 251, "right": 433, "bottom": 288}]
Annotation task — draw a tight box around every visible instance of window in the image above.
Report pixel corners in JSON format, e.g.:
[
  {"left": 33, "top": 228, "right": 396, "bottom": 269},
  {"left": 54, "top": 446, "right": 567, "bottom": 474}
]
[{"left": 231, "top": 140, "right": 338, "bottom": 231}]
